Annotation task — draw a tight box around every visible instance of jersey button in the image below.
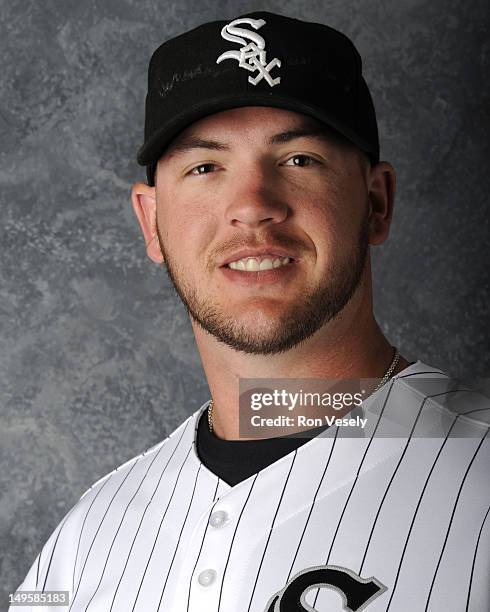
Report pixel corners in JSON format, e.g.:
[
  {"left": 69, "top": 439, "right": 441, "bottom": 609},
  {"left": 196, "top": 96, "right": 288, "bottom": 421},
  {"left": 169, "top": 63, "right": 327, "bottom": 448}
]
[
  {"left": 209, "top": 510, "right": 228, "bottom": 527},
  {"left": 197, "top": 569, "right": 217, "bottom": 586}
]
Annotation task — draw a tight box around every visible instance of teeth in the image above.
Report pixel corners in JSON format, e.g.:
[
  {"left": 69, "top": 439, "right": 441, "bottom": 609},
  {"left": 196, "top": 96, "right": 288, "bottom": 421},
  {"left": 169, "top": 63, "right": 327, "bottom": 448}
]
[
  {"left": 259, "top": 259, "right": 273, "bottom": 271},
  {"left": 228, "top": 256, "right": 291, "bottom": 271},
  {"left": 246, "top": 258, "right": 260, "bottom": 271}
]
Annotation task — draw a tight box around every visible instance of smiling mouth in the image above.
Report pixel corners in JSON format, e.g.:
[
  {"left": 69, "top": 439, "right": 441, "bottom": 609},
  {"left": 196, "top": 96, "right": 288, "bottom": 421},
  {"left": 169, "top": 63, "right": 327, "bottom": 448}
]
[
  {"left": 219, "top": 255, "right": 298, "bottom": 287},
  {"left": 224, "top": 256, "right": 294, "bottom": 272}
]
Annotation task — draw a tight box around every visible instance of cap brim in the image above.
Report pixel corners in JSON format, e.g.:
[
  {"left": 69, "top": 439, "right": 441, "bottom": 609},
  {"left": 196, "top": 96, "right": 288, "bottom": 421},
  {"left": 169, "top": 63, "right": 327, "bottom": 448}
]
[{"left": 136, "top": 93, "right": 377, "bottom": 167}]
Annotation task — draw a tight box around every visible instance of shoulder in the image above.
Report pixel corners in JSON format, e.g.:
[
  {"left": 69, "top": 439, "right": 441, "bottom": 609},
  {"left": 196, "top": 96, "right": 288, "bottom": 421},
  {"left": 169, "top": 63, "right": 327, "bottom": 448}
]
[
  {"left": 392, "top": 359, "right": 490, "bottom": 430},
  {"left": 15, "top": 407, "right": 203, "bottom": 599},
  {"left": 370, "top": 360, "right": 489, "bottom": 491},
  {"left": 78, "top": 408, "right": 199, "bottom": 502}
]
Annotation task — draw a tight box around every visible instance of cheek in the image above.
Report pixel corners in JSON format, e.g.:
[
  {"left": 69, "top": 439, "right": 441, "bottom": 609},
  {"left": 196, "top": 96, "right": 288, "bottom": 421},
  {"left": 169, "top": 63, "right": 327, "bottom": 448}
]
[
  {"left": 157, "top": 189, "right": 218, "bottom": 260},
  {"left": 294, "top": 178, "right": 345, "bottom": 230},
  {"left": 298, "top": 183, "right": 365, "bottom": 263}
]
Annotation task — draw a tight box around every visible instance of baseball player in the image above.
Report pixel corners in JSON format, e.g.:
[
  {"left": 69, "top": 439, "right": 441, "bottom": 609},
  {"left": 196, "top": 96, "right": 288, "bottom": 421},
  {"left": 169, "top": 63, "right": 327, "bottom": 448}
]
[{"left": 10, "top": 11, "right": 489, "bottom": 612}]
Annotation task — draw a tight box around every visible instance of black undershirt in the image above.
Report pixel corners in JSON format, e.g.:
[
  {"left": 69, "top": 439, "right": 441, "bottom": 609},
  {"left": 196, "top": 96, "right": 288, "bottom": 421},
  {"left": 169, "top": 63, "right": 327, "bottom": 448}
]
[
  {"left": 195, "top": 362, "right": 417, "bottom": 487},
  {"left": 195, "top": 408, "right": 331, "bottom": 487}
]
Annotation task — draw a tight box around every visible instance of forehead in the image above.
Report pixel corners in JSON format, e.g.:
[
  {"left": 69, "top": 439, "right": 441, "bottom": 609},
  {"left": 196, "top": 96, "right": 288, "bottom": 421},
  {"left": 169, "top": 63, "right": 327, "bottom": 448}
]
[{"left": 158, "top": 106, "right": 356, "bottom": 164}]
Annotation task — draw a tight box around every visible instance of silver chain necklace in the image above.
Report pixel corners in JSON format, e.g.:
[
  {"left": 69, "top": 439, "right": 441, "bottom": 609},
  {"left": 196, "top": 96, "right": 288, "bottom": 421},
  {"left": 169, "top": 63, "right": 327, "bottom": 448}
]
[{"left": 208, "top": 347, "right": 400, "bottom": 434}]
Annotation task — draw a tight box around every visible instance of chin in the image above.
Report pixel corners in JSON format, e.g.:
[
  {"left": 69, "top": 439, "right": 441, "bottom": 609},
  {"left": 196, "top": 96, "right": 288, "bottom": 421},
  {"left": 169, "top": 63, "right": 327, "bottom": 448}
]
[{"left": 233, "top": 300, "right": 289, "bottom": 321}]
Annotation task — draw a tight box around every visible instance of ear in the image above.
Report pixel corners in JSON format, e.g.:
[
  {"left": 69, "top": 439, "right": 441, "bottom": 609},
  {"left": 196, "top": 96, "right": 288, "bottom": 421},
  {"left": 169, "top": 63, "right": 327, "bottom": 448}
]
[
  {"left": 366, "top": 161, "right": 396, "bottom": 246},
  {"left": 130, "top": 182, "right": 164, "bottom": 264}
]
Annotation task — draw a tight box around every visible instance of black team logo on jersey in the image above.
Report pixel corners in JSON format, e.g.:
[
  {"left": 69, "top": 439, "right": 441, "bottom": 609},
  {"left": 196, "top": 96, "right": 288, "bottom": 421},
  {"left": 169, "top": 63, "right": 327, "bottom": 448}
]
[{"left": 264, "top": 564, "right": 387, "bottom": 611}]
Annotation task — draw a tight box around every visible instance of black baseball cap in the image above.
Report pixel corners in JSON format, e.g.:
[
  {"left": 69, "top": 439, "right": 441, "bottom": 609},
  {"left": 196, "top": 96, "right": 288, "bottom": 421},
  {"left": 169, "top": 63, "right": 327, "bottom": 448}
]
[{"left": 136, "top": 11, "right": 380, "bottom": 186}]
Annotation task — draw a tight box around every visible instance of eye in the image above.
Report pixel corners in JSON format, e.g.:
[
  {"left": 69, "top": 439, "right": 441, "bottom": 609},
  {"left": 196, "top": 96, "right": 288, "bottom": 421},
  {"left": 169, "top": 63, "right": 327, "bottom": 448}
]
[
  {"left": 188, "top": 163, "right": 217, "bottom": 176},
  {"left": 283, "top": 154, "right": 319, "bottom": 167}
]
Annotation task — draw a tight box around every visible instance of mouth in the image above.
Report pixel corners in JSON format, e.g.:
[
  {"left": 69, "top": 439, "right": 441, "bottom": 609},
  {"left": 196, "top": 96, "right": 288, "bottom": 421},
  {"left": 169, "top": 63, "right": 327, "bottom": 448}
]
[
  {"left": 219, "top": 255, "right": 299, "bottom": 285},
  {"left": 222, "top": 255, "right": 294, "bottom": 272}
]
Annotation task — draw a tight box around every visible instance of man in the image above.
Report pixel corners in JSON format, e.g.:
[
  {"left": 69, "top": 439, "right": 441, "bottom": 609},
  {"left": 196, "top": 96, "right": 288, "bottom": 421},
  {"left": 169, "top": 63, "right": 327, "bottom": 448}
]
[{"left": 10, "top": 11, "right": 489, "bottom": 612}]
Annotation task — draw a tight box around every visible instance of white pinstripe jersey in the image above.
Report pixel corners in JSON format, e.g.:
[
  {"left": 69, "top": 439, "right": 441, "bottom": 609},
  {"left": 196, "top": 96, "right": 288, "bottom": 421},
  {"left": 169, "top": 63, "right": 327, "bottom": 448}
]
[{"left": 11, "top": 360, "right": 490, "bottom": 611}]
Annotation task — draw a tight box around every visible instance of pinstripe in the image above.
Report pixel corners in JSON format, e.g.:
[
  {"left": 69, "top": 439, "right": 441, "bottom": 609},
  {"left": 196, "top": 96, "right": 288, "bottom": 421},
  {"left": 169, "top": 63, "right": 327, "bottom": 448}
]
[
  {"left": 84, "top": 439, "right": 173, "bottom": 611},
  {"left": 465, "top": 504, "right": 490, "bottom": 611},
  {"left": 358, "top": 392, "right": 433, "bottom": 574},
  {"left": 41, "top": 498, "right": 89, "bottom": 592},
  {"left": 68, "top": 459, "right": 143, "bottom": 610},
  {"left": 71, "top": 475, "right": 114, "bottom": 593},
  {"left": 247, "top": 452, "right": 298, "bottom": 612},
  {"left": 462, "top": 407, "right": 490, "bottom": 416},
  {"left": 384, "top": 411, "right": 461, "bottom": 610},
  {"left": 397, "top": 369, "right": 446, "bottom": 379},
  {"left": 358, "top": 389, "right": 473, "bottom": 576},
  {"left": 311, "top": 378, "right": 396, "bottom": 609},
  {"left": 217, "top": 475, "right": 258, "bottom": 611},
  {"left": 212, "top": 480, "right": 220, "bottom": 502},
  {"left": 424, "top": 430, "right": 489, "bottom": 611},
  {"left": 109, "top": 423, "right": 190, "bottom": 611},
  {"left": 186, "top": 478, "right": 221, "bottom": 612},
  {"left": 157, "top": 464, "right": 202, "bottom": 611},
  {"left": 131, "top": 445, "right": 193, "bottom": 611},
  {"left": 286, "top": 428, "right": 339, "bottom": 583},
  {"left": 35, "top": 554, "right": 40, "bottom": 589}
]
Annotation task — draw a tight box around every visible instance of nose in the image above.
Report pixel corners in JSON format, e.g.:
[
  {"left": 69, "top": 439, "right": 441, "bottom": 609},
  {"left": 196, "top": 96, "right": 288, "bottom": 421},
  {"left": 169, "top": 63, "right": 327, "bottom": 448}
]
[{"left": 224, "top": 165, "right": 289, "bottom": 229}]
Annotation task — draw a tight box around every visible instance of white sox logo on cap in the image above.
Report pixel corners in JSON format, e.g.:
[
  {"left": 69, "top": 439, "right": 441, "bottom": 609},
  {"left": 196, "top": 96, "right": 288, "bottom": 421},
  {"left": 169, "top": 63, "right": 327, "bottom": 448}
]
[{"left": 216, "top": 17, "right": 281, "bottom": 87}]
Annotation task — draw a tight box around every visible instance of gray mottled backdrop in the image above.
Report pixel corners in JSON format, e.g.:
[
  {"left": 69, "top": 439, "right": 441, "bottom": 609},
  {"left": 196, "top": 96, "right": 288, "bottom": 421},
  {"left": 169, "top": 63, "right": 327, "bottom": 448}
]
[{"left": 1, "top": 0, "right": 488, "bottom": 605}]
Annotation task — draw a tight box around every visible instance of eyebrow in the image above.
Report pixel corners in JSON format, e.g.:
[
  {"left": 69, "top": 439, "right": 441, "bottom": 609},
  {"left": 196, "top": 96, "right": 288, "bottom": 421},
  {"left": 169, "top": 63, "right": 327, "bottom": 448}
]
[{"left": 164, "top": 126, "right": 337, "bottom": 160}]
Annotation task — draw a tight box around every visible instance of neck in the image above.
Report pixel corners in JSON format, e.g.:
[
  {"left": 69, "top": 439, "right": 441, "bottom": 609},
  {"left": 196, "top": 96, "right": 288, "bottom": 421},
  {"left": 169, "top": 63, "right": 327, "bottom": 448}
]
[{"left": 192, "top": 280, "right": 410, "bottom": 440}]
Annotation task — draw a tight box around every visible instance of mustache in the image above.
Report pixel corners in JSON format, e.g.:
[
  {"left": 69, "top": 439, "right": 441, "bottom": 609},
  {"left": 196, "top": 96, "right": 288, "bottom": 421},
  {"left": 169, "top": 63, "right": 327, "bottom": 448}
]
[{"left": 212, "top": 232, "right": 307, "bottom": 260}]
